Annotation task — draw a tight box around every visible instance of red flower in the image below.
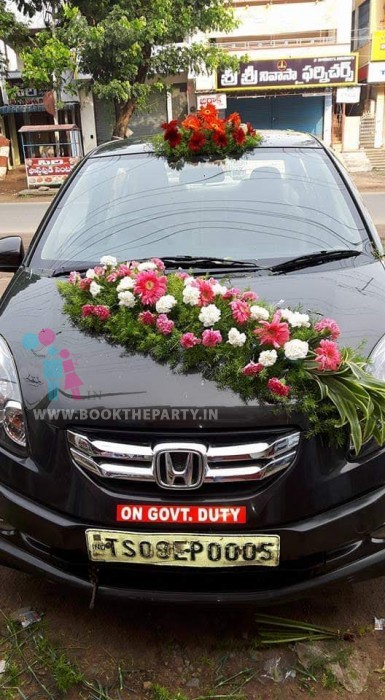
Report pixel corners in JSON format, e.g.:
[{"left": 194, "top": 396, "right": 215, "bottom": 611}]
[
  {"left": 254, "top": 311, "right": 290, "bottom": 349},
  {"left": 82, "top": 304, "right": 95, "bottom": 317},
  {"left": 226, "top": 112, "right": 241, "bottom": 128},
  {"left": 202, "top": 329, "right": 222, "bottom": 347},
  {"left": 138, "top": 311, "right": 157, "bottom": 326},
  {"left": 188, "top": 131, "right": 206, "bottom": 152},
  {"left": 79, "top": 277, "right": 92, "bottom": 291},
  {"left": 246, "top": 122, "right": 256, "bottom": 136},
  {"left": 94, "top": 305, "right": 111, "bottom": 321},
  {"left": 242, "top": 362, "right": 263, "bottom": 377},
  {"left": 181, "top": 115, "right": 201, "bottom": 131},
  {"left": 134, "top": 270, "right": 167, "bottom": 305},
  {"left": 156, "top": 314, "right": 175, "bottom": 335},
  {"left": 197, "top": 279, "right": 215, "bottom": 306},
  {"left": 164, "top": 126, "right": 182, "bottom": 148},
  {"left": 161, "top": 119, "right": 178, "bottom": 130},
  {"left": 233, "top": 127, "right": 246, "bottom": 145},
  {"left": 180, "top": 332, "right": 201, "bottom": 349},
  {"left": 230, "top": 300, "right": 251, "bottom": 325},
  {"left": 212, "top": 130, "right": 228, "bottom": 148},
  {"left": 314, "top": 339, "right": 342, "bottom": 371},
  {"left": 268, "top": 378, "right": 290, "bottom": 397}
]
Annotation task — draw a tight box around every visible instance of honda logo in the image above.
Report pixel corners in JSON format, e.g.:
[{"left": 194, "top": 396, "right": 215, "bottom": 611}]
[{"left": 153, "top": 443, "right": 207, "bottom": 490}]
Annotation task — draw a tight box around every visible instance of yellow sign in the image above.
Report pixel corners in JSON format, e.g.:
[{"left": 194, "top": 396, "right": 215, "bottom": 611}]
[
  {"left": 86, "top": 529, "right": 280, "bottom": 567},
  {"left": 372, "top": 31, "right": 385, "bottom": 61}
]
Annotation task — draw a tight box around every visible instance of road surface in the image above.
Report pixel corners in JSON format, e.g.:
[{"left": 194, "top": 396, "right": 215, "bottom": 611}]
[{"left": 0, "top": 194, "right": 384, "bottom": 236}]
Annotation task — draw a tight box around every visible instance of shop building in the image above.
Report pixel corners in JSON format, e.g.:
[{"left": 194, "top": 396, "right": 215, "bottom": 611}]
[{"left": 193, "top": 0, "right": 356, "bottom": 148}]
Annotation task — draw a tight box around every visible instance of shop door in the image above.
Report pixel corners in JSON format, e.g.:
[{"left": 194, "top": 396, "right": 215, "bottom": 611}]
[{"left": 226, "top": 95, "right": 324, "bottom": 137}]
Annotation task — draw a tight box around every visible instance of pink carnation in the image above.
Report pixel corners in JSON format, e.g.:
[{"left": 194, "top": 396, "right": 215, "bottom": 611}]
[
  {"left": 223, "top": 287, "right": 241, "bottom": 300},
  {"left": 81, "top": 304, "right": 95, "bottom": 317},
  {"left": 151, "top": 258, "right": 166, "bottom": 271},
  {"left": 69, "top": 271, "right": 81, "bottom": 284},
  {"left": 134, "top": 270, "right": 167, "bottom": 305},
  {"left": 176, "top": 271, "right": 190, "bottom": 280},
  {"left": 93, "top": 266, "right": 105, "bottom": 276},
  {"left": 242, "top": 362, "right": 263, "bottom": 376},
  {"left": 197, "top": 279, "right": 215, "bottom": 306},
  {"left": 180, "top": 332, "right": 201, "bottom": 349},
  {"left": 117, "top": 264, "right": 131, "bottom": 277},
  {"left": 254, "top": 311, "right": 290, "bottom": 349},
  {"left": 130, "top": 261, "right": 139, "bottom": 269},
  {"left": 314, "top": 339, "right": 342, "bottom": 371},
  {"left": 314, "top": 318, "right": 341, "bottom": 341},
  {"left": 79, "top": 277, "right": 92, "bottom": 291},
  {"left": 139, "top": 311, "right": 157, "bottom": 326},
  {"left": 230, "top": 299, "right": 251, "bottom": 325},
  {"left": 267, "top": 378, "right": 290, "bottom": 397},
  {"left": 202, "top": 329, "right": 222, "bottom": 347},
  {"left": 94, "top": 305, "right": 111, "bottom": 320},
  {"left": 156, "top": 314, "right": 175, "bottom": 335},
  {"left": 106, "top": 272, "right": 119, "bottom": 283},
  {"left": 242, "top": 291, "right": 258, "bottom": 302}
]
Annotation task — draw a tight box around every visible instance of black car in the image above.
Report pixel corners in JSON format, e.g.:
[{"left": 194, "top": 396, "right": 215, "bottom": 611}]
[{"left": 1, "top": 130, "right": 385, "bottom": 604}]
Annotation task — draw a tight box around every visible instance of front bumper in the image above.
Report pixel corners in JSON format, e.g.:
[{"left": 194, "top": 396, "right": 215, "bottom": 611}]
[{"left": 2, "top": 481, "right": 385, "bottom": 604}]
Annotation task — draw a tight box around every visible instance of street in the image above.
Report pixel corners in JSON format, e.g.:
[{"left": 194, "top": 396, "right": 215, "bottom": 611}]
[{"left": 0, "top": 193, "right": 384, "bottom": 236}]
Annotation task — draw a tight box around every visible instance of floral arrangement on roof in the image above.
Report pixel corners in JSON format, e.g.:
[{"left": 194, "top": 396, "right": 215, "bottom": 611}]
[
  {"left": 58, "top": 257, "right": 385, "bottom": 455},
  {"left": 153, "top": 104, "right": 262, "bottom": 161}
]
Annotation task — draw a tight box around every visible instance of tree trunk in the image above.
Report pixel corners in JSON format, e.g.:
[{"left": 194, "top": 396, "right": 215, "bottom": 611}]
[{"left": 113, "top": 98, "right": 137, "bottom": 138}]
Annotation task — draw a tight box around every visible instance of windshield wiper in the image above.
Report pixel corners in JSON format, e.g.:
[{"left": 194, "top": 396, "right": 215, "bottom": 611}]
[
  {"left": 270, "top": 249, "right": 361, "bottom": 274},
  {"left": 51, "top": 265, "right": 95, "bottom": 277},
  {"left": 159, "top": 256, "right": 262, "bottom": 270}
]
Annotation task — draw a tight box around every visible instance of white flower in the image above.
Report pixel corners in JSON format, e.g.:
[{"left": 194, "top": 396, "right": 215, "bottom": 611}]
[
  {"left": 183, "top": 276, "right": 194, "bottom": 286},
  {"left": 137, "top": 261, "right": 157, "bottom": 271},
  {"left": 90, "top": 281, "right": 102, "bottom": 297},
  {"left": 156, "top": 294, "right": 177, "bottom": 314},
  {"left": 100, "top": 255, "right": 117, "bottom": 267},
  {"left": 198, "top": 304, "right": 221, "bottom": 327},
  {"left": 212, "top": 283, "right": 228, "bottom": 296},
  {"left": 279, "top": 309, "right": 310, "bottom": 328},
  {"left": 117, "top": 276, "right": 135, "bottom": 292},
  {"left": 250, "top": 305, "right": 269, "bottom": 321},
  {"left": 284, "top": 339, "right": 309, "bottom": 361},
  {"left": 227, "top": 327, "right": 246, "bottom": 347},
  {"left": 118, "top": 291, "right": 136, "bottom": 308},
  {"left": 86, "top": 268, "right": 96, "bottom": 279},
  {"left": 183, "top": 285, "right": 200, "bottom": 307},
  {"left": 258, "top": 349, "right": 278, "bottom": 367}
]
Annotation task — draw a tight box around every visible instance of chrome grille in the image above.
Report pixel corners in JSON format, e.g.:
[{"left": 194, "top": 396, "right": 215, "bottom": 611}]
[{"left": 67, "top": 429, "right": 300, "bottom": 489}]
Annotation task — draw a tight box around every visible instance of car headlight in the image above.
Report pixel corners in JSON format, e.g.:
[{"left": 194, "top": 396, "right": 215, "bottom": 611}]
[
  {"left": 0, "top": 336, "right": 27, "bottom": 450},
  {"left": 368, "top": 335, "right": 385, "bottom": 381}
]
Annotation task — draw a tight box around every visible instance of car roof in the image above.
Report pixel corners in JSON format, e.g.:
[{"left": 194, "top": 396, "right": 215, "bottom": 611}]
[{"left": 90, "top": 129, "right": 322, "bottom": 158}]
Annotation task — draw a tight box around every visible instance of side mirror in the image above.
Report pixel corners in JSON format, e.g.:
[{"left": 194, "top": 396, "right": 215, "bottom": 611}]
[{"left": 0, "top": 237, "right": 24, "bottom": 272}]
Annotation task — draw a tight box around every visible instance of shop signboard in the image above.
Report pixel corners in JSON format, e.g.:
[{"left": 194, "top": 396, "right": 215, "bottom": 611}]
[{"left": 25, "top": 156, "right": 80, "bottom": 187}]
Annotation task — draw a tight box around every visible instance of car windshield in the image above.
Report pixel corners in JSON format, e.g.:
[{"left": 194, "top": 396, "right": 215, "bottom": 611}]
[{"left": 35, "top": 147, "right": 366, "bottom": 267}]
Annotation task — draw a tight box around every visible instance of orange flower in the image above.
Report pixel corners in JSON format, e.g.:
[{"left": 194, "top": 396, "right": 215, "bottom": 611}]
[
  {"left": 227, "top": 112, "right": 241, "bottom": 128},
  {"left": 181, "top": 115, "right": 202, "bottom": 131},
  {"left": 197, "top": 103, "right": 219, "bottom": 122},
  {"left": 209, "top": 118, "right": 226, "bottom": 132}
]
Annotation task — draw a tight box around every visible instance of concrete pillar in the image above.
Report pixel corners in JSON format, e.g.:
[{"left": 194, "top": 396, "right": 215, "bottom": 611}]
[
  {"left": 374, "top": 86, "right": 385, "bottom": 148},
  {"left": 323, "top": 93, "right": 333, "bottom": 146},
  {"left": 79, "top": 88, "right": 97, "bottom": 154},
  {"left": 0, "top": 133, "right": 10, "bottom": 179},
  {"left": 8, "top": 115, "right": 20, "bottom": 167}
]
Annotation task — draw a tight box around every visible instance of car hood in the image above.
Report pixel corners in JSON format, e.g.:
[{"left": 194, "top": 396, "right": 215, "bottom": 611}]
[{"left": 1, "top": 261, "right": 385, "bottom": 430}]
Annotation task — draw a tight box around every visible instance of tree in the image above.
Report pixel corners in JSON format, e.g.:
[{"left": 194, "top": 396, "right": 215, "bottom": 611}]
[
  {"left": 0, "top": 0, "right": 27, "bottom": 72},
  {"left": 17, "top": 0, "right": 241, "bottom": 137}
]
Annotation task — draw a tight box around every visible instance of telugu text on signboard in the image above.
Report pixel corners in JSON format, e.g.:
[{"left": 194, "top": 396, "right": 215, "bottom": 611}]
[
  {"left": 217, "top": 55, "right": 358, "bottom": 91},
  {"left": 25, "top": 157, "right": 80, "bottom": 187}
]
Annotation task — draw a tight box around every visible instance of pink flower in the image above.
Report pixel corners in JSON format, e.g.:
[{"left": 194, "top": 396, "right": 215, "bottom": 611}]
[
  {"left": 242, "top": 362, "right": 263, "bottom": 376},
  {"left": 69, "top": 271, "right": 81, "bottom": 284},
  {"left": 314, "top": 339, "right": 342, "bottom": 371},
  {"left": 151, "top": 258, "right": 166, "bottom": 271},
  {"left": 117, "top": 264, "right": 131, "bottom": 277},
  {"left": 130, "top": 260, "right": 139, "bottom": 269},
  {"left": 156, "top": 314, "right": 175, "bottom": 335},
  {"left": 93, "top": 266, "right": 105, "bottom": 276},
  {"left": 79, "top": 277, "right": 92, "bottom": 291},
  {"left": 230, "top": 300, "right": 251, "bottom": 325},
  {"left": 139, "top": 311, "right": 157, "bottom": 326},
  {"left": 180, "top": 332, "right": 201, "bottom": 349},
  {"left": 94, "top": 305, "right": 111, "bottom": 320},
  {"left": 197, "top": 279, "right": 215, "bottom": 306},
  {"left": 242, "top": 291, "right": 258, "bottom": 302},
  {"left": 176, "top": 271, "right": 190, "bottom": 280},
  {"left": 134, "top": 271, "right": 167, "bottom": 305},
  {"left": 81, "top": 304, "right": 95, "bottom": 317},
  {"left": 223, "top": 287, "right": 241, "bottom": 300},
  {"left": 202, "top": 329, "right": 222, "bottom": 347},
  {"left": 314, "top": 318, "right": 341, "bottom": 341},
  {"left": 254, "top": 311, "right": 290, "bottom": 349},
  {"left": 107, "top": 272, "right": 119, "bottom": 283},
  {"left": 267, "top": 378, "right": 290, "bottom": 397}
]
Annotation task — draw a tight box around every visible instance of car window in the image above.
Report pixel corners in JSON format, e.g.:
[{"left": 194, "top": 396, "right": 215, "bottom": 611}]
[{"left": 35, "top": 148, "right": 366, "bottom": 267}]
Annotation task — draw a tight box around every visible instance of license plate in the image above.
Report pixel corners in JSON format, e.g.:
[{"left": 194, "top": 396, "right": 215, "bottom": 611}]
[{"left": 86, "top": 530, "right": 280, "bottom": 567}]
